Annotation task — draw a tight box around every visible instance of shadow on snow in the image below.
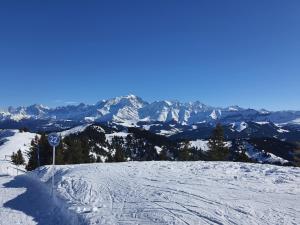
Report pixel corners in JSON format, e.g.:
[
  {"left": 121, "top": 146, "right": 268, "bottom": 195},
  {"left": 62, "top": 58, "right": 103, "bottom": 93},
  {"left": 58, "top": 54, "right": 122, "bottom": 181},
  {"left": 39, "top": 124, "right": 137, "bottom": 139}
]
[{"left": 3, "top": 175, "right": 69, "bottom": 225}]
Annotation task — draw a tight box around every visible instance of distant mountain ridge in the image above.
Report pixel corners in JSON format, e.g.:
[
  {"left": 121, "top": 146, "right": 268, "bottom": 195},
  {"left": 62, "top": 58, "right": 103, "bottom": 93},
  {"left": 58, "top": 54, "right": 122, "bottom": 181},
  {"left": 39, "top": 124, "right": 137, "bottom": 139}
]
[{"left": 1, "top": 94, "right": 300, "bottom": 126}]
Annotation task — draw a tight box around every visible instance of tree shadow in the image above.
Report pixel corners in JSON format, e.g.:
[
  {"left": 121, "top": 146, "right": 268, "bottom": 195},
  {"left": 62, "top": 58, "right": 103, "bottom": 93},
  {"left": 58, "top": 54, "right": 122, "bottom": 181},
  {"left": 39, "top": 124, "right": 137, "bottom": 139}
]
[{"left": 3, "top": 175, "right": 70, "bottom": 225}]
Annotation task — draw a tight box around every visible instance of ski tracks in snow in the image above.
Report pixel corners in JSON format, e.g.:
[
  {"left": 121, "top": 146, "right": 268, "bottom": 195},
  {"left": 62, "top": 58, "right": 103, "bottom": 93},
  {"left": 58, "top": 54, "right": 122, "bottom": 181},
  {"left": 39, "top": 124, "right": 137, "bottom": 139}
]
[{"left": 32, "top": 162, "right": 300, "bottom": 225}]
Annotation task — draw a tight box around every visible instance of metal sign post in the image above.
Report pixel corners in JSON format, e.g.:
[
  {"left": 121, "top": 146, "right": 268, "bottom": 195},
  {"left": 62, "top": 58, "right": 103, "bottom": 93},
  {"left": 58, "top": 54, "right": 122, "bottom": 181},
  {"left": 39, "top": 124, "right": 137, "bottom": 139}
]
[{"left": 48, "top": 133, "right": 60, "bottom": 195}]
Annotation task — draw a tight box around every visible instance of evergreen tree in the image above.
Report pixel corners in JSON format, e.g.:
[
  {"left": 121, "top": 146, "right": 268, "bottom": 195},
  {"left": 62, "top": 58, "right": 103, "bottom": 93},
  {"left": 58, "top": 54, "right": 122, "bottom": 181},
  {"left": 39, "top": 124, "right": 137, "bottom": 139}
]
[
  {"left": 26, "top": 134, "right": 63, "bottom": 171},
  {"left": 158, "top": 146, "right": 169, "bottom": 161},
  {"left": 11, "top": 149, "right": 25, "bottom": 167},
  {"left": 231, "top": 140, "right": 252, "bottom": 163},
  {"left": 39, "top": 133, "right": 53, "bottom": 166},
  {"left": 208, "top": 124, "right": 230, "bottom": 161},
  {"left": 63, "top": 135, "right": 91, "bottom": 164},
  {"left": 111, "top": 136, "right": 126, "bottom": 162},
  {"left": 26, "top": 135, "right": 40, "bottom": 171},
  {"left": 190, "top": 147, "right": 206, "bottom": 161},
  {"left": 178, "top": 141, "right": 191, "bottom": 161},
  {"left": 55, "top": 137, "right": 65, "bottom": 165}
]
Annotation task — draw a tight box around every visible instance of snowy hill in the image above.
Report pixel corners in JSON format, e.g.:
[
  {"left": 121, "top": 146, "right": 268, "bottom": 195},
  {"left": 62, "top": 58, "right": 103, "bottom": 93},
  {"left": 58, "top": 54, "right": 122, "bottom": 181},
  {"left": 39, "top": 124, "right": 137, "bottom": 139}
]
[
  {"left": 0, "top": 130, "right": 36, "bottom": 160},
  {"left": 30, "top": 161, "right": 300, "bottom": 225},
  {"left": 0, "top": 130, "right": 37, "bottom": 174}
]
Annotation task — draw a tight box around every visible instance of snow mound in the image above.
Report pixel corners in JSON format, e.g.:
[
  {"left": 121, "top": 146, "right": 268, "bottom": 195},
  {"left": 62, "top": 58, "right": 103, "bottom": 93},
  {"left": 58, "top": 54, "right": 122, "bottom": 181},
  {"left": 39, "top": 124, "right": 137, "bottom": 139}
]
[{"left": 32, "top": 161, "right": 300, "bottom": 225}]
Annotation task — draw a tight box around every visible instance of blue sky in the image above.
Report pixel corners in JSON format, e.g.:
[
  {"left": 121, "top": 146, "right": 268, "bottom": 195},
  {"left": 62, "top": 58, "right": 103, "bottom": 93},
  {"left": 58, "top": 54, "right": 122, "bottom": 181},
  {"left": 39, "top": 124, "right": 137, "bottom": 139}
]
[{"left": 0, "top": 0, "right": 299, "bottom": 110}]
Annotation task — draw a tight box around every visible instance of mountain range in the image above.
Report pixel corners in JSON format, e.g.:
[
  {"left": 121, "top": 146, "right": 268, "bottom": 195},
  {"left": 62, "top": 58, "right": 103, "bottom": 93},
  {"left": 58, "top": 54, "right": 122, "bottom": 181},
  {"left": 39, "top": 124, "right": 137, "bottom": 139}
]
[
  {"left": 1, "top": 94, "right": 300, "bottom": 126},
  {"left": 1, "top": 95, "right": 300, "bottom": 166}
]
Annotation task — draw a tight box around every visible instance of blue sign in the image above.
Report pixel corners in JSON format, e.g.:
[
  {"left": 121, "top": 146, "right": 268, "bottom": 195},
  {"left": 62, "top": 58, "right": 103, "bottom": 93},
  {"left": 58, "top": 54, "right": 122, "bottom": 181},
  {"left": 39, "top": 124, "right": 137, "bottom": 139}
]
[{"left": 48, "top": 133, "right": 61, "bottom": 147}]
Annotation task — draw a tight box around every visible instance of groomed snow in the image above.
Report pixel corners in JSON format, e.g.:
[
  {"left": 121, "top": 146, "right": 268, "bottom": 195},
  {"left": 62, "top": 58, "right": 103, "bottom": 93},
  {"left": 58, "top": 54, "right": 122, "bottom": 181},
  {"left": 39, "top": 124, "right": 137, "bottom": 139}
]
[{"left": 31, "top": 161, "right": 300, "bottom": 225}]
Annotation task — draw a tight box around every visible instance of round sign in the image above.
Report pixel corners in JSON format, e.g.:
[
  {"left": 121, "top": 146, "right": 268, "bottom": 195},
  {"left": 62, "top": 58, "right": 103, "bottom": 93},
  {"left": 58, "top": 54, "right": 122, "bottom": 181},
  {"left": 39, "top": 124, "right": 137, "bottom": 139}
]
[{"left": 48, "top": 133, "right": 61, "bottom": 147}]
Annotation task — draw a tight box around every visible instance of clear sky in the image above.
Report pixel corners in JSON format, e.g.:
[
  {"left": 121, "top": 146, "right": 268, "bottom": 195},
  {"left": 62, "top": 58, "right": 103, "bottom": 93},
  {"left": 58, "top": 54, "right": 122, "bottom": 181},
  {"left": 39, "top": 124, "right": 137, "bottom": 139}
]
[{"left": 0, "top": 0, "right": 299, "bottom": 111}]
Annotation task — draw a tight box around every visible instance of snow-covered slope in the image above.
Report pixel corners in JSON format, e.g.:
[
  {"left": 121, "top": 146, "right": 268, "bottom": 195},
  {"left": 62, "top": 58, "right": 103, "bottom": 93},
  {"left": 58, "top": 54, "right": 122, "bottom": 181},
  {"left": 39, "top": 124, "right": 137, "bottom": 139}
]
[
  {"left": 0, "top": 130, "right": 36, "bottom": 161},
  {"left": 245, "top": 142, "right": 289, "bottom": 165},
  {"left": 59, "top": 124, "right": 91, "bottom": 137},
  {"left": 31, "top": 161, "right": 300, "bottom": 225},
  {"left": 0, "top": 130, "right": 37, "bottom": 176}
]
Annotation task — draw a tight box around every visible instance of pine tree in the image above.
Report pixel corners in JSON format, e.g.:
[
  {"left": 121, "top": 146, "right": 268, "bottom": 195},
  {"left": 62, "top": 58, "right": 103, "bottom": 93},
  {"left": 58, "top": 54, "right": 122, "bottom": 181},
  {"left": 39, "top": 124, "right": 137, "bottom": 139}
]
[
  {"left": 26, "top": 133, "right": 59, "bottom": 171},
  {"left": 11, "top": 149, "right": 25, "bottom": 167},
  {"left": 158, "top": 147, "right": 169, "bottom": 161},
  {"left": 111, "top": 136, "right": 126, "bottom": 162},
  {"left": 208, "top": 124, "right": 230, "bottom": 161},
  {"left": 178, "top": 141, "right": 191, "bottom": 161},
  {"left": 39, "top": 133, "right": 53, "bottom": 166},
  {"left": 190, "top": 147, "right": 206, "bottom": 161},
  {"left": 26, "top": 135, "right": 40, "bottom": 171},
  {"left": 232, "top": 140, "right": 252, "bottom": 163}
]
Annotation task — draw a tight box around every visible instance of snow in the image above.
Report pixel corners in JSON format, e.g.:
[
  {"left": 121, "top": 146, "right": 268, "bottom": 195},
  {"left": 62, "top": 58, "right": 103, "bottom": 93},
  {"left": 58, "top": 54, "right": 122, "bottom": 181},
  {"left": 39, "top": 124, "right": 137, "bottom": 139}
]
[
  {"left": 31, "top": 161, "right": 300, "bottom": 225},
  {"left": 277, "top": 128, "right": 290, "bottom": 133},
  {"left": 3, "top": 96, "right": 300, "bottom": 126},
  {"left": 290, "top": 118, "right": 300, "bottom": 125},
  {"left": 142, "top": 124, "right": 152, "bottom": 130},
  {"left": 164, "top": 101, "right": 172, "bottom": 106},
  {"left": 189, "top": 140, "right": 209, "bottom": 151},
  {"left": 84, "top": 117, "right": 96, "bottom": 122},
  {"left": 228, "top": 107, "right": 238, "bottom": 111},
  {"left": 154, "top": 146, "right": 163, "bottom": 154},
  {"left": 255, "top": 121, "right": 270, "bottom": 125},
  {"left": 231, "top": 122, "right": 248, "bottom": 132},
  {"left": 0, "top": 130, "right": 76, "bottom": 225},
  {"left": 245, "top": 143, "right": 289, "bottom": 165},
  {"left": 159, "top": 128, "right": 181, "bottom": 136},
  {"left": 59, "top": 124, "right": 91, "bottom": 137},
  {"left": 209, "top": 110, "right": 218, "bottom": 120},
  {"left": 0, "top": 130, "right": 37, "bottom": 173},
  {"left": 191, "top": 125, "right": 197, "bottom": 130},
  {"left": 0, "top": 174, "right": 73, "bottom": 225},
  {"left": 105, "top": 132, "right": 129, "bottom": 143},
  {"left": 189, "top": 140, "right": 231, "bottom": 151}
]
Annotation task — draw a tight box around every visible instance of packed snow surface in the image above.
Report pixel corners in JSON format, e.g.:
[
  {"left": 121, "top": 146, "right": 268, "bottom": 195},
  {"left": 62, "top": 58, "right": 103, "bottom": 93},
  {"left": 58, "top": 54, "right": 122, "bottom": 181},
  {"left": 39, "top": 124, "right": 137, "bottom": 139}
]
[
  {"left": 32, "top": 161, "right": 300, "bottom": 225},
  {"left": 0, "top": 175, "right": 71, "bottom": 225}
]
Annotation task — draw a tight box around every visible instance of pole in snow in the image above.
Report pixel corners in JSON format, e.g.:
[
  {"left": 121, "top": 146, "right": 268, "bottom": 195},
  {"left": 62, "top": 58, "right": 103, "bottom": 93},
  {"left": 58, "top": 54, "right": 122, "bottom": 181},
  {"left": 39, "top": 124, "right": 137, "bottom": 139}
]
[
  {"left": 48, "top": 133, "right": 60, "bottom": 196},
  {"left": 37, "top": 144, "right": 40, "bottom": 168}
]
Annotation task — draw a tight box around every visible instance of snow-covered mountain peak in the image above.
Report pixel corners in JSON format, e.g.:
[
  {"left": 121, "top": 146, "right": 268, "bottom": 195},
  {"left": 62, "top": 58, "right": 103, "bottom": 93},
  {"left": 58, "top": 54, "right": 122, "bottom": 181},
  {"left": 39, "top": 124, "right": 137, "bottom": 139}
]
[
  {"left": 226, "top": 105, "right": 243, "bottom": 112},
  {"left": 1, "top": 95, "right": 300, "bottom": 126}
]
